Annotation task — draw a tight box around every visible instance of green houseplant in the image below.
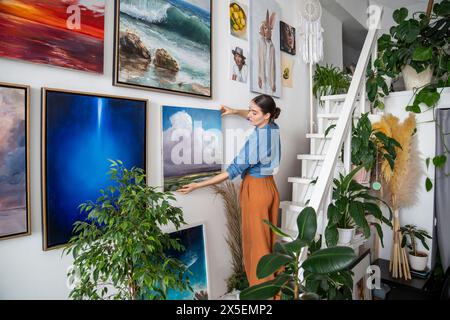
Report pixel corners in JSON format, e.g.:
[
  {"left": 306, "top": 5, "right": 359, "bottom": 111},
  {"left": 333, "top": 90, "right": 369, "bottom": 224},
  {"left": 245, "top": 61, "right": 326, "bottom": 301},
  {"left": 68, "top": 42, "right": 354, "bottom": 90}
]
[
  {"left": 239, "top": 207, "right": 357, "bottom": 300},
  {"left": 401, "top": 225, "right": 432, "bottom": 271},
  {"left": 325, "top": 166, "right": 393, "bottom": 247},
  {"left": 313, "top": 64, "right": 351, "bottom": 105},
  {"left": 352, "top": 113, "right": 401, "bottom": 171},
  {"left": 64, "top": 160, "right": 191, "bottom": 300},
  {"left": 367, "top": 0, "right": 450, "bottom": 107},
  {"left": 367, "top": 1, "right": 449, "bottom": 191},
  {"left": 351, "top": 113, "right": 402, "bottom": 183}
]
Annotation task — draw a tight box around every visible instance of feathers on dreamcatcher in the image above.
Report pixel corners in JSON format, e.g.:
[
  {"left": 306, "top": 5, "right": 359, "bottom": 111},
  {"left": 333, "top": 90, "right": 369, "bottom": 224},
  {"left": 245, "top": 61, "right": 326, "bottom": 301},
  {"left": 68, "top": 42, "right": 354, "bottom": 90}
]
[
  {"left": 299, "top": 0, "right": 324, "bottom": 64},
  {"left": 372, "top": 113, "right": 424, "bottom": 211}
]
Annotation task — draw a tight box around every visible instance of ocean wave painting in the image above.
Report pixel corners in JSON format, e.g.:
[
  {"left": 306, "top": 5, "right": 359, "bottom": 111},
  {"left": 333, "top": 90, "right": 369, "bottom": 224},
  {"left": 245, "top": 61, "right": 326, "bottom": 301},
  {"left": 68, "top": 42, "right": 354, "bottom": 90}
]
[
  {"left": 42, "top": 89, "right": 147, "bottom": 250},
  {"left": 0, "top": 0, "right": 105, "bottom": 73},
  {"left": 114, "top": 0, "right": 212, "bottom": 98},
  {"left": 0, "top": 83, "right": 30, "bottom": 240}
]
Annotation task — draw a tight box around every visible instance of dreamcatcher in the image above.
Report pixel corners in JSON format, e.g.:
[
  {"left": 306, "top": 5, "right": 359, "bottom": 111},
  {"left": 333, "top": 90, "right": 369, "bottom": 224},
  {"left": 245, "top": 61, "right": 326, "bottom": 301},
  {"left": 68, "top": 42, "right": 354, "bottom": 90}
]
[{"left": 299, "top": 0, "right": 324, "bottom": 133}]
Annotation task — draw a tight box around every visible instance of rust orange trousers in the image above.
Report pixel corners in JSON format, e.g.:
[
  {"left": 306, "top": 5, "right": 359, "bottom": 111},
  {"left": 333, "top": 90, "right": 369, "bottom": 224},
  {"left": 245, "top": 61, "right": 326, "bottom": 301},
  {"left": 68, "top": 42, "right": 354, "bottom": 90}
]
[{"left": 240, "top": 174, "right": 280, "bottom": 287}]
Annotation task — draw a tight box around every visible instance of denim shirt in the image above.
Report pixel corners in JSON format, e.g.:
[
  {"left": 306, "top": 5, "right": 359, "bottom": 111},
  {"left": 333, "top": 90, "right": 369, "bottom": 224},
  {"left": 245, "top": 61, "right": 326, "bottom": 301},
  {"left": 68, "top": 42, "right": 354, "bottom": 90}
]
[{"left": 226, "top": 121, "right": 281, "bottom": 180}]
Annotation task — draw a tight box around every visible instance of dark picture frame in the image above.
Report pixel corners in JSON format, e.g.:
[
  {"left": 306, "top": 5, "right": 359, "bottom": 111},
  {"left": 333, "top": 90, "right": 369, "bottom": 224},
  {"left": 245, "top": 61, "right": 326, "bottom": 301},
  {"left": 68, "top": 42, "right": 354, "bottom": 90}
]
[
  {"left": 280, "top": 21, "right": 296, "bottom": 55},
  {"left": 0, "top": 82, "right": 31, "bottom": 241},
  {"left": 113, "top": 0, "right": 213, "bottom": 99}
]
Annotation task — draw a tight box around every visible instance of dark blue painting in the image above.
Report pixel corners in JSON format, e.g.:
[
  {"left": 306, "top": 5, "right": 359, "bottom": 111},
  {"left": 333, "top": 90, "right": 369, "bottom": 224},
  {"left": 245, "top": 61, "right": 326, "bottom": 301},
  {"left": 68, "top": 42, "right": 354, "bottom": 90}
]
[
  {"left": 42, "top": 89, "right": 147, "bottom": 250},
  {"left": 166, "top": 224, "right": 208, "bottom": 300}
]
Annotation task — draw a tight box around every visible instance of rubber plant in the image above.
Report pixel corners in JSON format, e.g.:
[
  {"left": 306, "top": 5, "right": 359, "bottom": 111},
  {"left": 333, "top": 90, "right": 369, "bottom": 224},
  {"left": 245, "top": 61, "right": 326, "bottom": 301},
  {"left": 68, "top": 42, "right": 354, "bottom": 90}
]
[
  {"left": 64, "top": 160, "right": 191, "bottom": 300},
  {"left": 400, "top": 225, "right": 432, "bottom": 257},
  {"left": 239, "top": 207, "right": 357, "bottom": 300},
  {"left": 325, "top": 166, "right": 393, "bottom": 247}
]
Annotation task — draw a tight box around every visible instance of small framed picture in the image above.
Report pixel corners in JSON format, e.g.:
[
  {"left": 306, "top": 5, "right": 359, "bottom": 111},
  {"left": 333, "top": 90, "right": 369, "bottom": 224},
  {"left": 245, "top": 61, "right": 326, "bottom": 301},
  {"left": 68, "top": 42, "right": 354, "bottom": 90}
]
[{"left": 280, "top": 21, "right": 296, "bottom": 55}]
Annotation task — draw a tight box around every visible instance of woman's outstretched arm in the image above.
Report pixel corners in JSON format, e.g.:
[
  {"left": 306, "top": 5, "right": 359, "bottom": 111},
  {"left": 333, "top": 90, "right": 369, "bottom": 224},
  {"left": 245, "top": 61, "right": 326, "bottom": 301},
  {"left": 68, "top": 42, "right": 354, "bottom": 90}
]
[
  {"left": 221, "top": 105, "right": 248, "bottom": 119},
  {"left": 177, "top": 172, "right": 229, "bottom": 194}
]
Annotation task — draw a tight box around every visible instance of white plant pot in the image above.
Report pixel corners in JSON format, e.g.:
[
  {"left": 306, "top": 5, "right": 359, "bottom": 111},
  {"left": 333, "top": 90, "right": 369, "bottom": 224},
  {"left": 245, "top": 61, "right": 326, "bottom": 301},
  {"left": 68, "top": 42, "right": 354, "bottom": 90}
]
[
  {"left": 408, "top": 252, "right": 429, "bottom": 271},
  {"left": 402, "top": 65, "right": 433, "bottom": 91},
  {"left": 337, "top": 227, "right": 356, "bottom": 245}
]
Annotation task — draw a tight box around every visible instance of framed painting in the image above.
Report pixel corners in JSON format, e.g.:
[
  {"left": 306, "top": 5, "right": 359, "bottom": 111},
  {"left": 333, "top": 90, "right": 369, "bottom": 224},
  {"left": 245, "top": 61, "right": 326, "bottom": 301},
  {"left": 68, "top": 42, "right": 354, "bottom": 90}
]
[
  {"left": 0, "top": 82, "right": 30, "bottom": 241},
  {"left": 280, "top": 21, "right": 296, "bottom": 55},
  {"left": 41, "top": 88, "right": 147, "bottom": 251},
  {"left": 113, "top": 0, "right": 212, "bottom": 98},
  {"left": 166, "top": 223, "right": 210, "bottom": 300},
  {"left": 249, "top": 0, "right": 282, "bottom": 98},
  {"left": 0, "top": 1, "right": 105, "bottom": 73},
  {"left": 350, "top": 249, "right": 372, "bottom": 300},
  {"left": 162, "top": 106, "right": 222, "bottom": 192}
]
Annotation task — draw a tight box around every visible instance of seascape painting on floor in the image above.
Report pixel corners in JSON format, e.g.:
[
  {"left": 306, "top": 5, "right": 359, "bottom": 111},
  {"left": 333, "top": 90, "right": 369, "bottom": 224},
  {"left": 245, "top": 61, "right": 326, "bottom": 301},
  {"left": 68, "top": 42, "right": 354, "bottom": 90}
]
[{"left": 114, "top": 0, "right": 212, "bottom": 98}]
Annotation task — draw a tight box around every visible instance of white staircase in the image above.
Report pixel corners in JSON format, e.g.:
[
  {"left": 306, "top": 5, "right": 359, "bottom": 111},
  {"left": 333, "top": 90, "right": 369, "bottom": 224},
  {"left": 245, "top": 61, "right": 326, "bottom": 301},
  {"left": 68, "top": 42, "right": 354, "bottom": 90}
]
[
  {"left": 280, "top": 95, "right": 354, "bottom": 241},
  {"left": 279, "top": 7, "right": 383, "bottom": 249}
]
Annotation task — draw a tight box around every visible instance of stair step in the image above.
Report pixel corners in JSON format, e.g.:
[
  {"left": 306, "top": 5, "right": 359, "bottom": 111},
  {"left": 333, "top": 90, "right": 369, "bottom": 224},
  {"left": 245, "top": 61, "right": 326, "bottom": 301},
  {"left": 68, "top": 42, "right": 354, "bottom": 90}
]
[
  {"left": 306, "top": 133, "right": 332, "bottom": 140},
  {"left": 317, "top": 113, "right": 359, "bottom": 120},
  {"left": 280, "top": 201, "right": 306, "bottom": 213},
  {"left": 288, "top": 177, "right": 314, "bottom": 185},
  {"left": 320, "top": 94, "right": 347, "bottom": 101},
  {"left": 297, "top": 154, "right": 326, "bottom": 161}
]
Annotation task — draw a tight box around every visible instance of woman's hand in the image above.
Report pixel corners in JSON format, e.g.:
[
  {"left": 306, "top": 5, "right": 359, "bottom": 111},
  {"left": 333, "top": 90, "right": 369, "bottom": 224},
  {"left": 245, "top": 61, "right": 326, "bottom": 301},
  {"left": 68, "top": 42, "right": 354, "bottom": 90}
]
[
  {"left": 177, "top": 183, "right": 200, "bottom": 195},
  {"left": 220, "top": 105, "right": 236, "bottom": 117}
]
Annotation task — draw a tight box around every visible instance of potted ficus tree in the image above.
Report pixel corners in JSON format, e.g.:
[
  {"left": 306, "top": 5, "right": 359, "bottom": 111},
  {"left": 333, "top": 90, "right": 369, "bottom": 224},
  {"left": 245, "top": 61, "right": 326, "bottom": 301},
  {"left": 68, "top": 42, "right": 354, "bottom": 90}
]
[
  {"left": 239, "top": 207, "right": 357, "bottom": 300},
  {"left": 325, "top": 166, "right": 393, "bottom": 246},
  {"left": 401, "top": 225, "right": 432, "bottom": 272},
  {"left": 64, "top": 160, "right": 191, "bottom": 300}
]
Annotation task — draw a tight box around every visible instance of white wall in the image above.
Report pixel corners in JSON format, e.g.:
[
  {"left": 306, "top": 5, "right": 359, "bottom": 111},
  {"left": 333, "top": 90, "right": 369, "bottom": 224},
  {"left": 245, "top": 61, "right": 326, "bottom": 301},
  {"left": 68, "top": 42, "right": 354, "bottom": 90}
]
[
  {"left": 379, "top": 88, "right": 450, "bottom": 268},
  {"left": 336, "top": 0, "right": 369, "bottom": 28},
  {"left": 0, "top": 0, "right": 310, "bottom": 299},
  {"left": 321, "top": 7, "right": 343, "bottom": 69},
  {"left": 343, "top": 42, "right": 362, "bottom": 70}
]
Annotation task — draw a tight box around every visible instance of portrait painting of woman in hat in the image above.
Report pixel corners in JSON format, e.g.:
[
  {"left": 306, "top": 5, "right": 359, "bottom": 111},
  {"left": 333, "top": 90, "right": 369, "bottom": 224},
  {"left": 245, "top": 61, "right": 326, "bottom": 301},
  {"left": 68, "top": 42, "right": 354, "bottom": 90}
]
[{"left": 231, "top": 46, "right": 248, "bottom": 83}]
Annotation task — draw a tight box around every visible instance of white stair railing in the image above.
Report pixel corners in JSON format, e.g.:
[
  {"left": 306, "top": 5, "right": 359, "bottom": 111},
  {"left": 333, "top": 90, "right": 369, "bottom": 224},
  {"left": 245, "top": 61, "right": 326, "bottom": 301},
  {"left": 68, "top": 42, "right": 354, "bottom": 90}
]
[{"left": 308, "top": 8, "right": 382, "bottom": 215}]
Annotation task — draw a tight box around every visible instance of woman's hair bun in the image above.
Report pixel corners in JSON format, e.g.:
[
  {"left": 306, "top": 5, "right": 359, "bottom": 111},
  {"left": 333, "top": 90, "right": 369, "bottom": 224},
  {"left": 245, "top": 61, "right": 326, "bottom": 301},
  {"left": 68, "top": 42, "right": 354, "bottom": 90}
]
[{"left": 273, "top": 107, "right": 281, "bottom": 120}]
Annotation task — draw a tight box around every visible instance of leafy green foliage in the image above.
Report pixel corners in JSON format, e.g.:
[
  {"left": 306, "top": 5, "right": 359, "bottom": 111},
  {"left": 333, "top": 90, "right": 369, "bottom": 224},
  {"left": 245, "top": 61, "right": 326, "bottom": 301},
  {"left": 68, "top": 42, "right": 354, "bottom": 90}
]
[
  {"left": 367, "top": 1, "right": 450, "bottom": 111},
  {"left": 325, "top": 166, "right": 393, "bottom": 247},
  {"left": 400, "top": 224, "right": 432, "bottom": 256},
  {"left": 64, "top": 160, "right": 190, "bottom": 300},
  {"left": 239, "top": 208, "right": 356, "bottom": 300},
  {"left": 351, "top": 113, "right": 401, "bottom": 171},
  {"left": 313, "top": 64, "right": 351, "bottom": 105}
]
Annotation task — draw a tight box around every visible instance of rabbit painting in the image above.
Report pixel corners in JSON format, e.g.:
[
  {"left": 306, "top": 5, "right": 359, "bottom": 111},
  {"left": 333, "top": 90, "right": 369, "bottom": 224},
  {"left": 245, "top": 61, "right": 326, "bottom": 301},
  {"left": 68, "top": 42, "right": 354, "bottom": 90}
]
[{"left": 258, "top": 10, "right": 277, "bottom": 94}]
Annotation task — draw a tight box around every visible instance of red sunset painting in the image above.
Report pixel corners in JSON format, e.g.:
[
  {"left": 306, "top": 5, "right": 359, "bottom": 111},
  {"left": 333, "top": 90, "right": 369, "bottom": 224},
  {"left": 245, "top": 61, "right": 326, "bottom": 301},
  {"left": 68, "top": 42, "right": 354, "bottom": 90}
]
[{"left": 0, "top": 0, "right": 105, "bottom": 73}]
